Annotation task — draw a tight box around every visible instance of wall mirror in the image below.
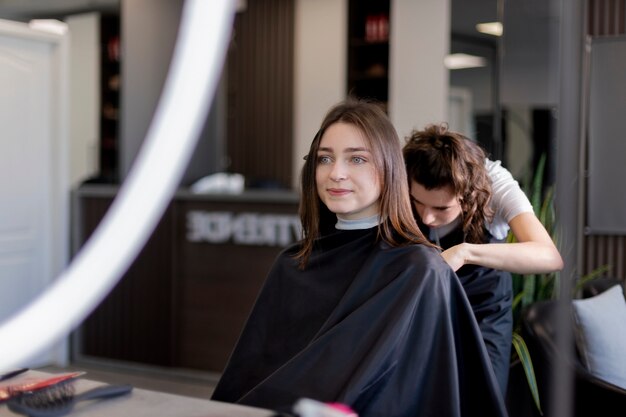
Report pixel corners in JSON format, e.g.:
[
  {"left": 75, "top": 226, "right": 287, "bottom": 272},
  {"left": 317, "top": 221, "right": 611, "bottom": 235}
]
[{"left": 450, "top": 0, "right": 560, "bottom": 187}]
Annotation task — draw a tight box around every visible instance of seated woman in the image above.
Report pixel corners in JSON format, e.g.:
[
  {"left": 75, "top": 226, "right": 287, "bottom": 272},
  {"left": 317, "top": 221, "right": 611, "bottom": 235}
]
[
  {"left": 403, "top": 123, "right": 564, "bottom": 395},
  {"left": 211, "top": 100, "right": 508, "bottom": 417}
]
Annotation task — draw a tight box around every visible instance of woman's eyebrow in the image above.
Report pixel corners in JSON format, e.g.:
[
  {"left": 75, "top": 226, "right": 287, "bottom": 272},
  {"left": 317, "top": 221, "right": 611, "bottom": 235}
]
[
  {"left": 345, "top": 147, "right": 369, "bottom": 152},
  {"left": 317, "top": 146, "right": 369, "bottom": 152}
]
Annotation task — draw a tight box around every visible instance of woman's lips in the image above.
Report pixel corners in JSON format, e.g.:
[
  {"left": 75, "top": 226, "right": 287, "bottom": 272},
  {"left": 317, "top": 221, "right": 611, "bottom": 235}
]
[{"left": 327, "top": 188, "right": 351, "bottom": 196}]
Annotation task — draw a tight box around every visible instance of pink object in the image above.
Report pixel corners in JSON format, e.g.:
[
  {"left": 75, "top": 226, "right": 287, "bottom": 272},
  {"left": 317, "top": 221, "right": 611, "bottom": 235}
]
[
  {"left": 326, "top": 402, "right": 358, "bottom": 416},
  {"left": 293, "top": 398, "right": 359, "bottom": 417}
]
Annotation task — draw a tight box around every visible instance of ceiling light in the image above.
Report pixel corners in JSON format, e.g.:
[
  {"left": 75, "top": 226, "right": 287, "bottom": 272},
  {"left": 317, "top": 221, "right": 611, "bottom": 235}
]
[
  {"left": 476, "top": 22, "right": 503, "bottom": 36},
  {"left": 444, "top": 53, "right": 487, "bottom": 70},
  {"left": 29, "top": 19, "right": 68, "bottom": 35}
]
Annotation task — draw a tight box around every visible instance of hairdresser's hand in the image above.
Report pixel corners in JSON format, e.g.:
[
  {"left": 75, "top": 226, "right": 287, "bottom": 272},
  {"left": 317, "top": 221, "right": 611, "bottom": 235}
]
[{"left": 441, "top": 243, "right": 468, "bottom": 272}]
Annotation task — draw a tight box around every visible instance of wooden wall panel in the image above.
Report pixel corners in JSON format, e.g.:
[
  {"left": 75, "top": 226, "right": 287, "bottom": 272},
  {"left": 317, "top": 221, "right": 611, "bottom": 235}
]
[
  {"left": 584, "top": 235, "right": 626, "bottom": 279},
  {"left": 587, "top": 0, "right": 625, "bottom": 36},
  {"left": 227, "top": 0, "right": 295, "bottom": 189}
]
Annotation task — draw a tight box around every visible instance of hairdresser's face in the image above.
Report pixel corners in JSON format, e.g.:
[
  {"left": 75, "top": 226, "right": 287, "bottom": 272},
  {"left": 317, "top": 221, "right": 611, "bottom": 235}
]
[
  {"left": 316, "top": 122, "right": 381, "bottom": 220},
  {"left": 409, "top": 181, "right": 462, "bottom": 228}
]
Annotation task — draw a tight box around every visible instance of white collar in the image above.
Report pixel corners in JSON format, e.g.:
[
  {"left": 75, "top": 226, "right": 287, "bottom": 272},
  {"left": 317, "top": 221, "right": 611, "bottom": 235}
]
[{"left": 335, "top": 214, "right": 380, "bottom": 230}]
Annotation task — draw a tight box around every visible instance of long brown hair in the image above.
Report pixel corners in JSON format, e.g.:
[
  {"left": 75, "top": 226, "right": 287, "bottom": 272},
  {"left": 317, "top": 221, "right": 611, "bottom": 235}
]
[
  {"left": 294, "top": 98, "right": 433, "bottom": 269},
  {"left": 403, "top": 123, "right": 493, "bottom": 244}
]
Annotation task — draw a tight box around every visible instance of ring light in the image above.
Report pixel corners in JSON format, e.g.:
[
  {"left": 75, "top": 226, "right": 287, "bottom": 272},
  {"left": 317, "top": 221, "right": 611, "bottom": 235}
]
[{"left": 0, "top": 0, "right": 235, "bottom": 370}]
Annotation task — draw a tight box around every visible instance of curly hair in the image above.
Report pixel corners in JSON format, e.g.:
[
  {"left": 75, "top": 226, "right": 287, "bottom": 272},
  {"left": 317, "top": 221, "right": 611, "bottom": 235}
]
[{"left": 402, "top": 123, "right": 493, "bottom": 244}]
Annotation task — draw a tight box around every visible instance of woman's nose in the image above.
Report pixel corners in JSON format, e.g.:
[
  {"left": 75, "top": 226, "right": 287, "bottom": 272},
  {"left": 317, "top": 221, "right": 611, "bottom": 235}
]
[{"left": 329, "top": 162, "right": 347, "bottom": 181}]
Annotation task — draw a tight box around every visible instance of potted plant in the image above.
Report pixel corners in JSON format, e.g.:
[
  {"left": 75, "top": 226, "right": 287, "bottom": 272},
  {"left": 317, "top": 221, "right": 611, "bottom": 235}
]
[{"left": 507, "top": 154, "right": 610, "bottom": 415}]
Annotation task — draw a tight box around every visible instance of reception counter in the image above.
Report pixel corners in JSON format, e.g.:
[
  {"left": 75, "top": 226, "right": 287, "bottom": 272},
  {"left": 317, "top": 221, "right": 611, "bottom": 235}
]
[{"left": 73, "top": 185, "right": 299, "bottom": 373}]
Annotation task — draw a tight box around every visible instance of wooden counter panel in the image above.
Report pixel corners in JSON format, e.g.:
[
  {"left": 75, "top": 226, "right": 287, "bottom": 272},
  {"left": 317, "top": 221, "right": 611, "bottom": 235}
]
[
  {"left": 75, "top": 191, "right": 299, "bottom": 372},
  {"left": 173, "top": 199, "right": 298, "bottom": 371},
  {"left": 79, "top": 197, "right": 176, "bottom": 366}
]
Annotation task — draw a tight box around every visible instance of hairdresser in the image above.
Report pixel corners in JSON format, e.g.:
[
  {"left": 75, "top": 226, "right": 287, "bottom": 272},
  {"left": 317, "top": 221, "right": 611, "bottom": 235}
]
[{"left": 403, "top": 123, "right": 564, "bottom": 395}]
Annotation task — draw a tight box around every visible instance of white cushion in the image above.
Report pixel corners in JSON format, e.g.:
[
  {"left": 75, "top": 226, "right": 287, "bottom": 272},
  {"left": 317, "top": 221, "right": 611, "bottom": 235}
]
[{"left": 572, "top": 284, "right": 626, "bottom": 389}]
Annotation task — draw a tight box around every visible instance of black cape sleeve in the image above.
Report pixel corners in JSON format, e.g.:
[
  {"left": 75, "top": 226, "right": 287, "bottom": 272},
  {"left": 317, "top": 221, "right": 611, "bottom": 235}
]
[{"left": 211, "top": 228, "right": 508, "bottom": 417}]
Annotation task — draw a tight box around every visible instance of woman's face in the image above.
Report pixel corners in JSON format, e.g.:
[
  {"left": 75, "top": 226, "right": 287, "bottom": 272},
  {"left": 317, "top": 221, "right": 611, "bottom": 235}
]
[
  {"left": 315, "top": 122, "right": 381, "bottom": 220},
  {"left": 409, "top": 181, "right": 462, "bottom": 228}
]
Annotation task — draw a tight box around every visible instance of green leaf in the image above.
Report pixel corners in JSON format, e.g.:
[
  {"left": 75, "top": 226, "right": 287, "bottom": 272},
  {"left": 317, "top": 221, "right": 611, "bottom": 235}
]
[
  {"left": 530, "top": 154, "right": 547, "bottom": 214},
  {"left": 572, "top": 264, "right": 611, "bottom": 295},
  {"left": 512, "top": 332, "right": 543, "bottom": 415},
  {"left": 522, "top": 275, "right": 537, "bottom": 309},
  {"left": 512, "top": 290, "right": 526, "bottom": 311},
  {"left": 508, "top": 152, "right": 613, "bottom": 415}
]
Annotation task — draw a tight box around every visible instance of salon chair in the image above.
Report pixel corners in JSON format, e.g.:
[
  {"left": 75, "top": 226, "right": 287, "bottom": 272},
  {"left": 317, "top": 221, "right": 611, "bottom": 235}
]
[{"left": 518, "top": 277, "right": 626, "bottom": 417}]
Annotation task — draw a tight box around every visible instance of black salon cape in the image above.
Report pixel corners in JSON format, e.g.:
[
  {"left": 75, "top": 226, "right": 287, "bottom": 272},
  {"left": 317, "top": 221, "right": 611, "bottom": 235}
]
[{"left": 211, "top": 227, "right": 508, "bottom": 417}]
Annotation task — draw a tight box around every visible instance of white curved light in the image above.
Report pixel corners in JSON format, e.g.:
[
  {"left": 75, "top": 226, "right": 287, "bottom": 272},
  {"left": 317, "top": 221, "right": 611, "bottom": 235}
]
[{"left": 0, "top": 0, "right": 235, "bottom": 370}]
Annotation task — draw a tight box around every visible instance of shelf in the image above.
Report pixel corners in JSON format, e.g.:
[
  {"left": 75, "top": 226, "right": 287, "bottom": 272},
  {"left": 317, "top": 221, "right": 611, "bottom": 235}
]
[
  {"left": 98, "top": 14, "right": 120, "bottom": 183},
  {"left": 347, "top": 0, "right": 390, "bottom": 105}
]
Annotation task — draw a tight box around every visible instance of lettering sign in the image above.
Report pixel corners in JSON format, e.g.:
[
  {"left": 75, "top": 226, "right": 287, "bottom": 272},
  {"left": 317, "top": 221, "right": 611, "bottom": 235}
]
[{"left": 186, "top": 211, "right": 302, "bottom": 247}]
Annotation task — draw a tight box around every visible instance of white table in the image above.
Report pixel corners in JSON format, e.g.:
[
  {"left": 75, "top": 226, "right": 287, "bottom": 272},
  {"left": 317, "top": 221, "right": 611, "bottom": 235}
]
[{"left": 0, "top": 371, "right": 274, "bottom": 417}]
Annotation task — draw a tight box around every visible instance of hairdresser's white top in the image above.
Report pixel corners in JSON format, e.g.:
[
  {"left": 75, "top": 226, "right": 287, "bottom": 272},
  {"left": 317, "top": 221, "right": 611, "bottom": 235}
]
[{"left": 485, "top": 159, "right": 534, "bottom": 240}]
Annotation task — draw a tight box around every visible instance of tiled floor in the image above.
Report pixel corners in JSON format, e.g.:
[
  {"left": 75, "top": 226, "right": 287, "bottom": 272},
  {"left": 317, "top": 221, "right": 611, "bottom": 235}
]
[{"left": 38, "top": 359, "right": 220, "bottom": 399}]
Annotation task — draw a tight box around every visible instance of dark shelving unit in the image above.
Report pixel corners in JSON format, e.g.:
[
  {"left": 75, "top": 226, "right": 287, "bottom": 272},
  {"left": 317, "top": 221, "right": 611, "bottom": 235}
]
[
  {"left": 347, "top": 0, "right": 390, "bottom": 107},
  {"left": 99, "top": 14, "right": 120, "bottom": 183}
]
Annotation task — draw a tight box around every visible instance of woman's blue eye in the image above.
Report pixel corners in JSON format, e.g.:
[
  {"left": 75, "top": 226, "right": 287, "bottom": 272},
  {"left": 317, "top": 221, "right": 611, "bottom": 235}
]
[
  {"left": 317, "top": 155, "right": 332, "bottom": 164},
  {"left": 351, "top": 156, "right": 366, "bottom": 164}
]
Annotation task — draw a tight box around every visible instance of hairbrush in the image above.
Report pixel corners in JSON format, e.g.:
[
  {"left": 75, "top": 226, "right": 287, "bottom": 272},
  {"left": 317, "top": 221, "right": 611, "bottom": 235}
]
[
  {"left": 0, "top": 372, "right": 84, "bottom": 402},
  {"left": 6, "top": 381, "right": 133, "bottom": 417}
]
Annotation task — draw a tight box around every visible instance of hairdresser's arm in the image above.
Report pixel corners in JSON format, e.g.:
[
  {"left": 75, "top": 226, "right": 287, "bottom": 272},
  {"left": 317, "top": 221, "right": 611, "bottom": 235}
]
[{"left": 441, "top": 212, "right": 564, "bottom": 274}]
